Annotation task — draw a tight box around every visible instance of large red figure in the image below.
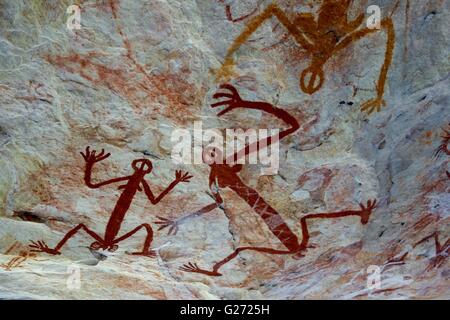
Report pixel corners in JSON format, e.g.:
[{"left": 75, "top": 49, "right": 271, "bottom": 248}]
[
  {"left": 30, "top": 147, "right": 191, "bottom": 257},
  {"left": 156, "top": 84, "right": 377, "bottom": 276}
]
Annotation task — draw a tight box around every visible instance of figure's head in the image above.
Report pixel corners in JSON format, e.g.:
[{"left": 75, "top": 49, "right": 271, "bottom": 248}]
[
  {"left": 300, "top": 66, "right": 324, "bottom": 94},
  {"left": 132, "top": 158, "right": 153, "bottom": 174},
  {"left": 202, "top": 146, "right": 224, "bottom": 166}
]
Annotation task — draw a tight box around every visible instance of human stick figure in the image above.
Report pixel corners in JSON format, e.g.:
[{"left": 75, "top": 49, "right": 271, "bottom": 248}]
[{"left": 30, "top": 147, "right": 192, "bottom": 257}]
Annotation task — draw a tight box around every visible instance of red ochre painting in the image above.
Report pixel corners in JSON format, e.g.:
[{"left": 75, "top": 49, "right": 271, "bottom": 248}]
[{"left": 0, "top": 0, "right": 449, "bottom": 300}]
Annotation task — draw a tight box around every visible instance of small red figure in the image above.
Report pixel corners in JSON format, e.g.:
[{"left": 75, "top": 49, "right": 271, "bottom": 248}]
[
  {"left": 414, "top": 232, "right": 450, "bottom": 271},
  {"left": 29, "top": 147, "right": 192, "bottom": 257},
  {"left": 156, "top": 84, "right": 377, "bottom": 276}
]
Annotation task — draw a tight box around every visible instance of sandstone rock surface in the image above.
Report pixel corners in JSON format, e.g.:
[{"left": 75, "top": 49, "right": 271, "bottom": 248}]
[{"left": 0, "top": 0, "right": 449, "bottom": 299}]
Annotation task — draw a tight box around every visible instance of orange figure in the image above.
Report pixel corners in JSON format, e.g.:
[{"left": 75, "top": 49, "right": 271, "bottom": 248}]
[
  {"left": 217, "top": 0, "right": 395, "bottom": 114},
  {"left": 1, "top": 251, "right": 36, "bottom": 271},
  {"left": 414, "top": 232, "right": 450, "bottom": 271},
  {"left": 29, "top": 147, "right": 191, "bottom": 257},
  {"left": 156, "top": 84, "right": 377, "bottom": 276}
]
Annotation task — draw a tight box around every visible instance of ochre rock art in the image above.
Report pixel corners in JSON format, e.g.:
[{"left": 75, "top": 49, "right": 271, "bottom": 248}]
[
  {"left": 1, "top": 242, "right": 37, "bottom": 271},
  {"left": 218, "top": 0, "right": 258, "bottom": 23},
  {"left": 156, "top": 84, "right": 377, "bottom": 276},
  {"left": 414, "top": 232, "right": 450, "bottom": 271},
  {"left": 29, "top": 147, "right": 191, "bottom": 257},
  {"left": 0, "top": 0, "right": 448, "bottom": 300},
  {"left": 216, "top": 0, "right": 395, "bottom": 114}
]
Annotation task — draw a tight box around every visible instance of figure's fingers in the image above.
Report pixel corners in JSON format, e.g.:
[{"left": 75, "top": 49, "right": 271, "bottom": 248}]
[
  {"left": 98, "top": 153, "right": 110, "bottom": 161},
  {"left": 168, "top": 225, "right": 175, "bottom": 235},
  {"left": 213, "top": 92, "right": 233, "bottom": 100},
  {"left": 359, "top": 203, "right": 365, "bottom": 211},
  {"left": 180, "top": 264, "right": 193, "bottom": 271},
  {"left": 38, "top": 240, "right": 46, "bottom": 248},
  {"left": 157, "top": 224, "right": 169, "bottom": 230},
  {"left": 219, "top": 84, "right": 239, "bottom": 97},
  {"left": 211, "top": 100, "right": 232, "bottom": 108},
  {"left": 155, "top": 216, "right": 170, "bottom": 222}
]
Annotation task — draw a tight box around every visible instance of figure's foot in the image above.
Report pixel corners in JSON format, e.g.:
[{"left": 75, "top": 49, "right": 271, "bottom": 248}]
[
  {"left": 29, "top": 240, "right": 61, "bottom": 255},
  {"left": 180, "top": 262, "right": 222, "bottom": 276},
  {"left": 126, "top": 250, "right": 157, "bottom": 258},
  {"left": 361, "top": 97, "right": 386, "bottom": 114}
]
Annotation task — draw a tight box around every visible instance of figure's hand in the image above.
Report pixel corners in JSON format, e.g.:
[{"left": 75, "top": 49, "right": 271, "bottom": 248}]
[
  {"left": 211, "top": 84, "right": 244, "bottom": 116},
  {"left": 361, "top": 98, "right": 386, "bottom": 114},
  {"left": 359, "top": 199, "right": 377, "bottom": 224},
  {"left": 80, "top": 146, "right": 111, "bottom": 164},
  {"left": 155, "top": 216, "right": 180, "bottom": 235},
  {"left": 29, "top": 240, "right": 61, "bottom": 255},
  {"left": 175, "top": 170, "right": 193, "bottom": 183},
  {"left": 180, "top": 262, "right": 222, "bottom": 276}
]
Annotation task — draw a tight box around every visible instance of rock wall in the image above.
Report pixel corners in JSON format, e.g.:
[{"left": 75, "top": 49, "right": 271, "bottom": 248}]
[{"left": 0, "top": 0, "right": 449, "bottom": 299}]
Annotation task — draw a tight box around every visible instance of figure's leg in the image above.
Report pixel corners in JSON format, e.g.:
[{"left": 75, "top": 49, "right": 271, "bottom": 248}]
[
  {"left": 218, "top": 4, "right": 313, "bottom": 79},
  {"left": 180, "top": 246, "right": 292, "bottom": 276},
  {"left": 113, "top": 223, "right": 156, "bottom": 257},
  {"left": 29, "top": 223, "right": 103, "bottom": 255},
  {"left": 299, "top": 200, "right": 377, "bottom": 249},
  {"left": 334, "top": 18, "right": 395, "bottom": 114},
  {"left": 155, "top": 202, "right": 220, "bottom": 235}
]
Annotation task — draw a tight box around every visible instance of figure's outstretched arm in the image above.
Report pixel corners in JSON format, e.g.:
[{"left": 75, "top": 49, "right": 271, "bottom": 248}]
[
  {"left": 155, "top": 180, "right": 224, "bottom": 235},
  {"left": 80, "top": 146, "right": 130, "bottom": 188},
  {"left": 141, "top": 170, "right": 192, "bottom": 205},
  {"left": 211, "top": 84, "right": 300, "bottom": 163},
  {"left": 218, "top": 4, "right": 313, "bottom": 79},
  {"left": 334, "top": 18, "right": 395, "bottom": 114}
]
